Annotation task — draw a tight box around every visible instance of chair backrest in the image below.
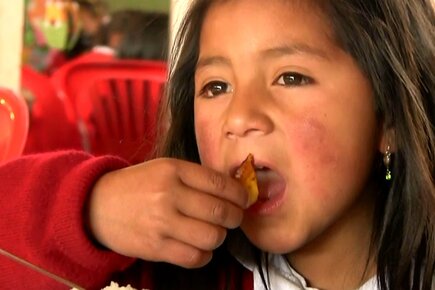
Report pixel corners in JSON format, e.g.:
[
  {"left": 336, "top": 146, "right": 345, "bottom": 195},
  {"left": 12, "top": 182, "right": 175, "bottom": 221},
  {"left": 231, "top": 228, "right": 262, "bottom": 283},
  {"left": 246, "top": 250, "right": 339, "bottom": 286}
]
[
  {"left": 0, "top": 87, "right": 29, "bottom": 163},
  {"left": 50, "top": 50, "right": 115, "bottom": 120},
  {"left": 21, "top": 65, "right": 82, "bottom": 153},
  {"left": 58, "top": 59, "right": 167, "bottom": 164}
]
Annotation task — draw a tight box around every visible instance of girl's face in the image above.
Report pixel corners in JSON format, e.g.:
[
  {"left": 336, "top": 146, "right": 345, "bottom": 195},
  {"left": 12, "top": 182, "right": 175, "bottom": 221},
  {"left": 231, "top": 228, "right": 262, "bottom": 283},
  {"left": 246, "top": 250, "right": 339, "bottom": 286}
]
[{"left": 194, "top": 0, "right": 384, "bottom": 253}]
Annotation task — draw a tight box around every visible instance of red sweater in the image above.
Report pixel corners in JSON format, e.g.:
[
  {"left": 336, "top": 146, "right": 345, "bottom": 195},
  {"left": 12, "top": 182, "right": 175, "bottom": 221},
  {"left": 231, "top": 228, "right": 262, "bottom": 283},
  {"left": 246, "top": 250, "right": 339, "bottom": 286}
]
[{"left": 0, "top": 151, "right": 253, "bottom": 290}]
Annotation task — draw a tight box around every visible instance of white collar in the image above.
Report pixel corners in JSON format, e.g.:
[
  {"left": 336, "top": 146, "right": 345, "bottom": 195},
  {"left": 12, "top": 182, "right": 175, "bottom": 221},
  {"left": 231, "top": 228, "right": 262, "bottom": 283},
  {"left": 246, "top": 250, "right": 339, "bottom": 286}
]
[{"left": 227, "top": 231, "right": 378, "bottom": 290}]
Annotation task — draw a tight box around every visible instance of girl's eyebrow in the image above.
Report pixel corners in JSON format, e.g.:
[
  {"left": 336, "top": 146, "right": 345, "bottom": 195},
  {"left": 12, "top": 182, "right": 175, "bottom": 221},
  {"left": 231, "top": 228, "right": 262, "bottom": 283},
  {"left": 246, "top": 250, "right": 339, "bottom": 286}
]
[
  {"left": 260, "top": 43, "right": 331, "bottom": 60},
  {"left": 196, "top": 56, "right": 231, "bottom": 71},
  {"left": 196, "top": 43, "right": 331, "bottom": 72}
]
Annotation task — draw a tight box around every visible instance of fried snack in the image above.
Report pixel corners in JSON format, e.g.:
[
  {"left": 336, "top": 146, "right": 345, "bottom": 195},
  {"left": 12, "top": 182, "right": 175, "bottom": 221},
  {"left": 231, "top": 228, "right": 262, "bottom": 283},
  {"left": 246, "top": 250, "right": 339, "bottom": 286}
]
[{"left": 235, "top": 154, "right": 259, "bottom": 206}]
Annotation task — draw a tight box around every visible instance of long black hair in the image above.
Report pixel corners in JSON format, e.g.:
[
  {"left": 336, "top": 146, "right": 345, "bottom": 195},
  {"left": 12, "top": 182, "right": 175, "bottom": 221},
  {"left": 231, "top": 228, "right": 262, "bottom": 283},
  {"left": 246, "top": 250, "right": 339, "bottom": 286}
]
[{"left": 156, "top": 0, "right": 435, "bottom": 289}]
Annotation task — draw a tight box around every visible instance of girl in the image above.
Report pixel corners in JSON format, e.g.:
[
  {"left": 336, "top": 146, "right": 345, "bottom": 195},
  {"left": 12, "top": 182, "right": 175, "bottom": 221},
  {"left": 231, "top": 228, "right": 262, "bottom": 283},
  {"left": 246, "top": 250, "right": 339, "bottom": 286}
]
[
  {"left": 159, "top": 0, "right": 435, "bottom": 288},
  {"left": 0, "top": 0, "right": 433, "bottom": 289}
]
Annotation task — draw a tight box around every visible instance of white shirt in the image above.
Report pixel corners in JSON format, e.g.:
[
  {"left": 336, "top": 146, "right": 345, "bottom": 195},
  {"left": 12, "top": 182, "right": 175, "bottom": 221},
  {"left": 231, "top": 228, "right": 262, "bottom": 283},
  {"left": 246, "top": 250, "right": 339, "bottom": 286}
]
[
  {"left": 228, "top": 232, "right": 378, "bottom": 290},
  {"left": 244, "top": 254, "right": 378, "bottom": 290}
]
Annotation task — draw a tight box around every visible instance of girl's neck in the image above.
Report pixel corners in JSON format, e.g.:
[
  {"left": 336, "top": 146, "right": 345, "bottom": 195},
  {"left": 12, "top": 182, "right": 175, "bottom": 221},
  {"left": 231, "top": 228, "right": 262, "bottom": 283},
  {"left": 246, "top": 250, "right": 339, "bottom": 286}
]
[{"left": 287, "top": 188, "right": 377, "bottom": 290}]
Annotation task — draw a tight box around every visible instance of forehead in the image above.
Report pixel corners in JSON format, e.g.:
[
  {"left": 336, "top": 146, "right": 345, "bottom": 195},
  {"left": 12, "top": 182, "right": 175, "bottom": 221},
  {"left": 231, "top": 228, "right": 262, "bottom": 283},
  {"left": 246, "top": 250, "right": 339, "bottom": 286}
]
[{"left": 199, "top": 0, "right": 336, "bottom": 56}]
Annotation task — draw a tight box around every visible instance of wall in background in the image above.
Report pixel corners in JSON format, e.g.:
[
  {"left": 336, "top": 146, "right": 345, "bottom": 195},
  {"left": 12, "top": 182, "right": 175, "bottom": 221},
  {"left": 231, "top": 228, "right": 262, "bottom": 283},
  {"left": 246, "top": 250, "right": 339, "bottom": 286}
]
[
  {"left": 105, "top": 0, "right": 170, "bottom": 13},
  {"left": 0, "top": 0, "right": 24, "bottom": 92}
]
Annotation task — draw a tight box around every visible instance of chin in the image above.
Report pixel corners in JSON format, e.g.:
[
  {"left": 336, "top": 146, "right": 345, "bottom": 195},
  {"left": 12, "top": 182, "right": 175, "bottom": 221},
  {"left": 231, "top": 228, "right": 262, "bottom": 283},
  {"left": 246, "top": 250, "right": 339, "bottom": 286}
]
[{"left": 242, "top": 227, "right": 305, "bottom": 254}]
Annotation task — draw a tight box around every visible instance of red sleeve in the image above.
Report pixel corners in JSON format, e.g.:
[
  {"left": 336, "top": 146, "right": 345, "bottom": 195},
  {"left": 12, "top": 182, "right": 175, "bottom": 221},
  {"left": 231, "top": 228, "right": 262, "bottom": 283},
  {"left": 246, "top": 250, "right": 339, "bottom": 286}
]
[{"left": 0, "top": 151, "right": 136, "bottom": 289}]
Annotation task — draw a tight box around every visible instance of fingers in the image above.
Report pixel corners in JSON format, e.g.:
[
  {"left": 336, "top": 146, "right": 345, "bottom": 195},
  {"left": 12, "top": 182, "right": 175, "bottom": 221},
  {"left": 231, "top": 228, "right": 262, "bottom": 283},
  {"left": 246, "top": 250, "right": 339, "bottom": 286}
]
[
  {"left": 158, "top": 216, "right": 225, "bottom": 268},
  {"left": 89, "top": 158, "right": 248, "bottom": 269},
  {"left": 141, "top": 214, "right": 226, "bottom": 268},
  {"left": 170, "top": 216, "right": 226, "bottom": 251},
  {"left": 155, "top": 239, "right": 213, "bottom": 268},
  {"left": 176, "top": 184, "right": 243, "bottom": 229},
  {"left": 176, "top": 160, "right": 249, "bottom": 209}
]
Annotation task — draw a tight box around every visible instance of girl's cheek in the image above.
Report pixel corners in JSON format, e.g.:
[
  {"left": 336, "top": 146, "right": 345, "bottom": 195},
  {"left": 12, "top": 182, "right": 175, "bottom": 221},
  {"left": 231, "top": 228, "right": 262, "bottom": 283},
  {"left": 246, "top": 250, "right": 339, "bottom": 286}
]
[
  {"left": 195, "top": 123, "right": 218, "bottom": 166},
  {"left": 290, "top": 118, "right": 338, "bottom": 165},
  {"left": 287, "top": 118, "right": 340, "bottom": 197}
]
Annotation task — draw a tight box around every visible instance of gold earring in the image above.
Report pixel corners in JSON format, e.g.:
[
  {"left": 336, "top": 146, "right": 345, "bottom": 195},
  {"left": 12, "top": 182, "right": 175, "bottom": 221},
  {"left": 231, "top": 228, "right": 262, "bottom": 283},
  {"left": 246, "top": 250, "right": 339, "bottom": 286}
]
[{"left": 383, "top": 145, "right": 392, "bottom": 180}]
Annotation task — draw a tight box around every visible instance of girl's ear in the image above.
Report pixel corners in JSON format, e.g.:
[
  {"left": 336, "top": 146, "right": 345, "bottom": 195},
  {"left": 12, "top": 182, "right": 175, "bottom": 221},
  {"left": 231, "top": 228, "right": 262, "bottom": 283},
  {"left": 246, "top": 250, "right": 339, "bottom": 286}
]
[{"left": 378, "top": 127, "right": 396, "bottom": 153}]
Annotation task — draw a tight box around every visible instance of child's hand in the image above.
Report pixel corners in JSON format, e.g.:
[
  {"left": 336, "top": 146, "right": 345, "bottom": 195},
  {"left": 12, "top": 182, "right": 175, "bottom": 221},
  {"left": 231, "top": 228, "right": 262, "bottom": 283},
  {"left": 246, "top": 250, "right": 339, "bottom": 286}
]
[{"left": 87, "top": 158, "right": 249, "bottom": 268}]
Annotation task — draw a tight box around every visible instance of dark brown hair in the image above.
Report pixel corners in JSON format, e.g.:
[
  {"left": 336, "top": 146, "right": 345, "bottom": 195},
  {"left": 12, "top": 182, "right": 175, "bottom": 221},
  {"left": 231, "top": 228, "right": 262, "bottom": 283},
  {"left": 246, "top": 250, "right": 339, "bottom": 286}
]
[{"left": 156, "top": 0, "right": 435, "bottom": 289}]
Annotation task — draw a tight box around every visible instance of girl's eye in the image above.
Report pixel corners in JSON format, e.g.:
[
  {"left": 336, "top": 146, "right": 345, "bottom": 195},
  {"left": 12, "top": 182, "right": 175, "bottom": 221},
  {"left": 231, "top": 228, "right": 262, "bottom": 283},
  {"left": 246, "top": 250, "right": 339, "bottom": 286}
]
[
  {"left": 274, "top": 72, "right": 314, "bottom": 86},
  {"left": 199, "top": 81, "right": 232, "bottom": 98}
]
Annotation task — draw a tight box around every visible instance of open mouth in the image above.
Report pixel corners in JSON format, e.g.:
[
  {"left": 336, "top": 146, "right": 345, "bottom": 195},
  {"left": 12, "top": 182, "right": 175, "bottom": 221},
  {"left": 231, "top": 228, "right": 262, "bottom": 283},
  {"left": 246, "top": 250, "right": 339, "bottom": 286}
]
[
  {"left": 231, "top": 155, "right": 286, "bottom": 209},
  {"left": 255, "top": 167, "right": 286, "bottom": 201}
]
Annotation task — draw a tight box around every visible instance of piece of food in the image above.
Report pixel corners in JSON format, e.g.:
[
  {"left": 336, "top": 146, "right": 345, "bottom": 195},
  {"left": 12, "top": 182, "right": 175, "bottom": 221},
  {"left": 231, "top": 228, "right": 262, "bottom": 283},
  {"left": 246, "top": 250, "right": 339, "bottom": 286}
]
[
  {"left": 235, "top": 153, "right": 259, "bottom": 206},
  {"left": 101, "top": 282, "right": 140, "bottom": 290},
  {"left": 72, "top": 281, "right": 146, "bottom": 290}
]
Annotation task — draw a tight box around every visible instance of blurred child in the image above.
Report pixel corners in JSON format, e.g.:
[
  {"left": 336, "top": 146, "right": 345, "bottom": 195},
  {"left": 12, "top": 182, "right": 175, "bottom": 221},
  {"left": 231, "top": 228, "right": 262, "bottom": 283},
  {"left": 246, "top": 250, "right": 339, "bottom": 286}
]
[
  {"left": 67, "top": 0, "right": 109, "bottom": 58},
  {"left": 113, "top": 10, "right": 168, "bottom": 61},
  {"left": 88, "top": 9, "right": 169, "bottom": 61},
  {"left": 0, "top": 0, "right": 433, "bottom": 289},
  {"left": 46, "top": 0, "right": 109, "bottom": 74},
  {"left": 51, "top": 9, "right": 169, "bottom": 84}
]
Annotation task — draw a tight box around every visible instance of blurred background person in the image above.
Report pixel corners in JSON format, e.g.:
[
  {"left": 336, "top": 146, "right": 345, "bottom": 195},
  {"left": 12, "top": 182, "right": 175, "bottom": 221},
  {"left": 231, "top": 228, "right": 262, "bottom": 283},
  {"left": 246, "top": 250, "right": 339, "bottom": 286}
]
[
  {"left": 94, "top": 9, "right": 169, "bottom": 61},
  {"left": 51, "top": 9, "right": 169, "bottom": 89},
  {"left": 113, "top": 10, "right": 169, "bottom": 60},
  {"left": 74, "top": 0, "right": 109, "bottom": 52},
  {"left": 46, "top": 0, "right": 109, "bottom": 74}
]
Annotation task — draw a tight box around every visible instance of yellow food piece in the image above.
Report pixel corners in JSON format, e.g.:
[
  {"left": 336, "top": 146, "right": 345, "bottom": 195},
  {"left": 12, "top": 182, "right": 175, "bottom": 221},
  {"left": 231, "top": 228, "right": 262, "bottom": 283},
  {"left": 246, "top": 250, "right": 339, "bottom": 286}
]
[{"left": 235, "top": 154, "right": 259, "bottom": 206}]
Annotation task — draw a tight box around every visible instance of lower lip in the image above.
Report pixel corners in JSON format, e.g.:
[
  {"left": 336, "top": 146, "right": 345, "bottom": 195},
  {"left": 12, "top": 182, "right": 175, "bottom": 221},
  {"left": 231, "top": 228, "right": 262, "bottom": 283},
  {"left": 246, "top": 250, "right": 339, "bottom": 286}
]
[{"left": 246, "top": 190, "right": 286, "bottom": 216}]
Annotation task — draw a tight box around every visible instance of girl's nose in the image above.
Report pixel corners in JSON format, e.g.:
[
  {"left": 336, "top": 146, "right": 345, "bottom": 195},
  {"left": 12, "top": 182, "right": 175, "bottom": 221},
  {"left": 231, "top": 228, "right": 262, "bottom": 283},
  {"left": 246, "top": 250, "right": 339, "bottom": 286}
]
[{"left": 223, "top": 86, "right": 274, "bottom": 140}]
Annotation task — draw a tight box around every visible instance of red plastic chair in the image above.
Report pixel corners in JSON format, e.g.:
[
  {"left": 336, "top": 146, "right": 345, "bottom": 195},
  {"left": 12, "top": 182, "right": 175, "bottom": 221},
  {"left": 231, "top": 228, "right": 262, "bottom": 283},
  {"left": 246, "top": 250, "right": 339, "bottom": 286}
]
[
  {"left": 0, "top": 87, "right": 29, "bottom": 163},
  {"left": 21, "top": 65, "right": 82, "bottom": 154},
  {"left": 50, "top": 50, "right": 115, "bottom": 121},
  {"left": 52, "top": 59, "right": 167, "bottom": 164}
]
